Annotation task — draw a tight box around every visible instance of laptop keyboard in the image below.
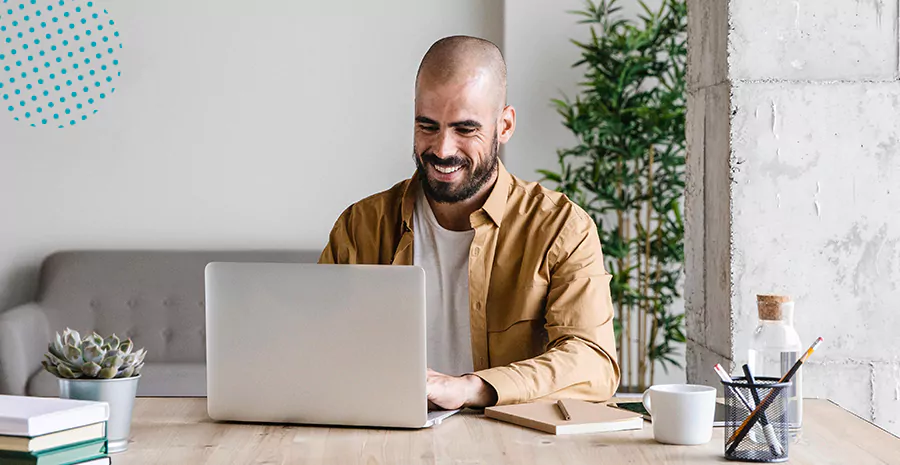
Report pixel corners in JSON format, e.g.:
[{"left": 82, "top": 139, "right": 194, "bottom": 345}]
[{"left": 427, "top": 409, "right": 459, "bottom": 426}]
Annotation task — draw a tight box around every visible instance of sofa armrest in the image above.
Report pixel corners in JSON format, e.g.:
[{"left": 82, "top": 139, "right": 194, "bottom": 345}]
[{"left": 0, "top": 304, "right": 51, "bottom": 395}]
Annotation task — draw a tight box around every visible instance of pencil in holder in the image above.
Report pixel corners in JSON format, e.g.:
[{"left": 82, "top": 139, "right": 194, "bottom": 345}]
[{"left": 722, "top": 376, "right": 791, "bottom": 463}]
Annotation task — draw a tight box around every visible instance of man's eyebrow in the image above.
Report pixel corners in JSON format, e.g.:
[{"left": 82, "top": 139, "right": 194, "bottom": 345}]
[
  {"left": 415, "top": 116, "right": 439, "bottom": 126},
  {"left": 448, "top": 120, "right": 482, "bottom": 129}
]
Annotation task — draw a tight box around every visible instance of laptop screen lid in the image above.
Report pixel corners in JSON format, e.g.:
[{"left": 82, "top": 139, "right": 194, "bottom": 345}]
[{"left": 205, "top": 263, "right": 429, "bottom": 428}]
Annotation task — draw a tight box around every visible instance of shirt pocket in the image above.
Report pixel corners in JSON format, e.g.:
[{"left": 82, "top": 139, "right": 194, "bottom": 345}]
[{"left": 487, "top": 282, "right": 548, "bottom": 333}]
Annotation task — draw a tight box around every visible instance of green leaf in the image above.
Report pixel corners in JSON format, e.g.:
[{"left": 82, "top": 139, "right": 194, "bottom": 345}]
[
  {"left": 81, "top": 361, "right": 102, "bottom": 378},
  {"left": 57, "top": 364, "right": 77, "bottom": 379},
  {"left": 51, "top": 333, "right": 66, "bottom": 359},
  {"left": 42, "top": 360, "right": 60, "bottom": 377},
  {"left": 101, "top": 354, "right": 125, "bottom": 370},
  {"left": 537, "top": 170, "right": 563, "bottom": 183},
  {"left": 119, "top": 339, "right": 134, "bottom": 356},
  {"left": 103, "top": 334, "right": 120, "bottom": 351},
  {"left": 549, "top": 0, "right": 686, "bottom": 384},
  {"left": 117, "top": 366, "right": 135, "bottom": 378},
  {"left": 64, "top": 328, "right": 80, "bottom": 348},
  {"left": 88, "top": 333, "right": 104, "bottom": 347},
  {"left": 45, "top": 353, "right": 62, "bottom": 366},
  {"left": 82, "top": 343, "right": 104, "bottom": 364},
  {"left": 65, "top": 345, "right": 83, "bottom": 366},
  {"left": 134, "top": 348, "right": 148, "bottom": 364}
]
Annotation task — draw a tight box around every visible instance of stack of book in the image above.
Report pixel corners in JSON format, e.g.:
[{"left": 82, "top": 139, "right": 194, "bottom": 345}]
[{"left": 0, "top": 395, "right": 111, "bottom": 465}]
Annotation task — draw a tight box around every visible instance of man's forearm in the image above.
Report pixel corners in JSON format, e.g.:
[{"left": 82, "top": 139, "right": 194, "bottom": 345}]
[
  {"left": 474, "top": 338, "right": 619, "bottom": 405},
  {"left": 462, "top": 374, "right": 498, "bottom": 408}
]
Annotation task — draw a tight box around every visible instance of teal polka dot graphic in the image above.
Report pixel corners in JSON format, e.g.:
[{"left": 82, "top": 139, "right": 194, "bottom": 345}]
[{"left": 0, "top": 0, "right": 121, "bottom": 127}]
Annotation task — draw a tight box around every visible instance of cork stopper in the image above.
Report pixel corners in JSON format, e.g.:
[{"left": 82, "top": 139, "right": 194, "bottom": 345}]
[{"left": 757, "top": 294, "right": 791, "bottom": 320}]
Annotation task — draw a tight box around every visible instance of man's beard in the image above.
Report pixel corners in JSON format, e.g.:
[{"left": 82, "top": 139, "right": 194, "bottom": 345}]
[{"left": 414, "top": 133, "right": 499, "bottom": 204}]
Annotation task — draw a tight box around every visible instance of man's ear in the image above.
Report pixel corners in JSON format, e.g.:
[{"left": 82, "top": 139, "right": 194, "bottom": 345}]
[{"left": 497, "top": 105, "right": 516, "bottom": 144}]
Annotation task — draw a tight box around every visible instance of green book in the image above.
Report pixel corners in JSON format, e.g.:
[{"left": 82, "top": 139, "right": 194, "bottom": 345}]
[{"left": 0, "top": 437, "right": 107, "bottom": 465}]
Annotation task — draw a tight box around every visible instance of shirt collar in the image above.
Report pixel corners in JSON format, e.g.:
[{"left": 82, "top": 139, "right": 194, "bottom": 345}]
[
  {"left": 400, "top": 160, "right": 511, "bottom": 231},
  {"left": 481, "top": 160, "right": 511, "bottom": 227}
]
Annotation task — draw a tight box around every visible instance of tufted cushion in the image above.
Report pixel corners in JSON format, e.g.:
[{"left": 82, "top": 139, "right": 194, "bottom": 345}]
[
  {"left": 28, "top": 362, "right": 208, "bottom": 397},
  {"left": 36, "top": 250, "right": 320, "bottom": 364}
]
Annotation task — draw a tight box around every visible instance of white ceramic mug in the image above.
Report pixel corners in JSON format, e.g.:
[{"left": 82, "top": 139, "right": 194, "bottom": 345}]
[{"left": 642, "top": 384, "right": 716, "bottom": 445}]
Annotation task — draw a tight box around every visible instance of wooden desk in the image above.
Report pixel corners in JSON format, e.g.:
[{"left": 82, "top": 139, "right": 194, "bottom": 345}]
[{"left": 116, "top": 398, "right": 900, "bottom": 465}]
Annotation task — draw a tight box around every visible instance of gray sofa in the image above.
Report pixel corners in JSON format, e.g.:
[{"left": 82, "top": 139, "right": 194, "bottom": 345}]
[{"left": 0, "top": 250, "right": 319, "bottom": 397}]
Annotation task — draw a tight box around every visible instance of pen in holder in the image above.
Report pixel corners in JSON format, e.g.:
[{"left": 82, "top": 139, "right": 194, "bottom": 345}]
[{"left": 722, "top": 376, "right": 791, "bottom": 463}]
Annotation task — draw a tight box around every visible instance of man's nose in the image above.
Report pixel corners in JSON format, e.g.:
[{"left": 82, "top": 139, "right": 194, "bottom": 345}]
[{"left": 435, "top": 130, "right": 457, "bottom": 158}]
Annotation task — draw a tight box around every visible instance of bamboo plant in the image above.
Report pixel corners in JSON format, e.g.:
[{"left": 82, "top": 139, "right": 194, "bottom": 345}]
[{"left": 539, "top": 0, "right": 687, "bottom": 391}]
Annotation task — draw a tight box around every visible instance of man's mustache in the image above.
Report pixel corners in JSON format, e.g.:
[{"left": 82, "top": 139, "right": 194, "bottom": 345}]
[{"left": 419, "top": 152, "right": 469, "bottom": 168}]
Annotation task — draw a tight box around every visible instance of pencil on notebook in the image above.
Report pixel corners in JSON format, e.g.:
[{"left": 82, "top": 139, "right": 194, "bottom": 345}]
[
  {"left": 556, "top": 400, "right": 571, "bottom": 421},
  {"left": 726, "top": 337, "right": 823, "bottom": 451}
]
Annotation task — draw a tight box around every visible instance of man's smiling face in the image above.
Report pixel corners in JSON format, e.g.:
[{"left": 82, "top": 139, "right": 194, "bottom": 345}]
[{"left": 413, "top": 70, "right": 500, "bottom": 204}]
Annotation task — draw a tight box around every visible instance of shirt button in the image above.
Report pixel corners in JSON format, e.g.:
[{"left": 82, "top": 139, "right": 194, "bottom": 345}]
[
  {"left": 472, "top": 247, "right": 481, "bottom": 257},
  {"left": 474, "top": 302, "right": 482, "bottom": 311}
]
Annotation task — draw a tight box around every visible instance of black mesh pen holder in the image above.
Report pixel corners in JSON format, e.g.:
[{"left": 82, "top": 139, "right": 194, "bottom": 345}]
[{"left": 722, "top": 377, "right": 791, "bottom": 463}]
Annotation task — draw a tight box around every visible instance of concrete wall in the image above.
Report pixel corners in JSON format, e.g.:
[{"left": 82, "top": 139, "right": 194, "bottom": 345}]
[
  {"left": 0, "top": 0, "right": 502, "bottom": 310},
  {"left": 686, "top": 0, "right": 900, "bottom": 434},
  {"left": 685, "top": 0, "right": 732, "bottom": 389}
]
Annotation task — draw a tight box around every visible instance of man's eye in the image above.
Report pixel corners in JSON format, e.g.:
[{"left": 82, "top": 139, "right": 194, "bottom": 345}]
[
  {"left": 420, "top": 126, "right": 438, "bottom": 132},
  {"left": 456, "top": 128, "right": 475, "bottom": 135}
]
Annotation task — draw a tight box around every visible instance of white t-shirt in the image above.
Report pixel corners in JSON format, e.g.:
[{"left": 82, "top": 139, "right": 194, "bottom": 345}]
[{"left": 413, "top": 191, "right": 475, "bottom": 376}]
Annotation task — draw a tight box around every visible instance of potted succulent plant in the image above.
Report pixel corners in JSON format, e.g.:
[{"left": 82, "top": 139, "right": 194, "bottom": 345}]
[{"left": 42, "top": 328, "right": 146, "bottom": 453}]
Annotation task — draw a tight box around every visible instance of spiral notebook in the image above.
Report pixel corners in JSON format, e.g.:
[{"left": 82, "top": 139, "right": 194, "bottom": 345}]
[{"left": 484, "top": 400, "right": 644, "bottom": 435}]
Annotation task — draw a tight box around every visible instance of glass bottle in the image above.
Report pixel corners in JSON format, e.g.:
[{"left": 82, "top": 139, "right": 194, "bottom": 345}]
[{"left": 747, "top": 294, "right": 803, "bottom": 434}]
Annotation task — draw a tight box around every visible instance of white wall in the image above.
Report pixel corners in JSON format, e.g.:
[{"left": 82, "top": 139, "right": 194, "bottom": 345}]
[
  {"left": 502, "top": 0, "right": 584, "bottom": 183},
  {"left": 1, "top": 0, "right": 684, "bottom": 387},
  {"left": 504, "top": 0, "right": 684, "bottom": 385},
  {"left": 0, "top": 0, "right": 502, "bottom": 309}
]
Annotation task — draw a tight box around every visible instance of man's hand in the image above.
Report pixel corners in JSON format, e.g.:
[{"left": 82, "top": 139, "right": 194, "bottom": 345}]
[{"left": 426, "top": 369, "right": 498, "bottom": 410}]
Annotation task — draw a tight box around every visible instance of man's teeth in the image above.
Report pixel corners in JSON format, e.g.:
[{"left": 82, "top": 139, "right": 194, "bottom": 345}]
[{"left": 434, "top": 164, "right": 462, "bottom": 174}]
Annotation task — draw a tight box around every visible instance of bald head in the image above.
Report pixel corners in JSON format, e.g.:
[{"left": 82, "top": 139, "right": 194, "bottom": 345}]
[
  {"left": 416, "top": 36, "right": 507, "bottom": 110},
  {"left": 412, "top": 36, "right": 516, "bottom": 206}
]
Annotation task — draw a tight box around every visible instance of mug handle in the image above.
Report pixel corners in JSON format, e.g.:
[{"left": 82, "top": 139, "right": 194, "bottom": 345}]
[{"left": 641, "top": 389, "right": 652, "bottom": 415}]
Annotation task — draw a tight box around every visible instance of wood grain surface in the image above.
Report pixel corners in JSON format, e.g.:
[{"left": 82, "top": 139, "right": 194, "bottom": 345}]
[{"left": 113, "top": 398, "right": 900, "bottom": 465}]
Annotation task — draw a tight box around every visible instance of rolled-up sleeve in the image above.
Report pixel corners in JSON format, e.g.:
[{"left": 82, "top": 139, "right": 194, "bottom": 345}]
[{"left": 475, "top": 214, "right": 620, "bottom": 404}]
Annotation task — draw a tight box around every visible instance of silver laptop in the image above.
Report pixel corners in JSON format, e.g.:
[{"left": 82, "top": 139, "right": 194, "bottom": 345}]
[{"left": 204, "top": 262, "right": 458, "bottom": 428}]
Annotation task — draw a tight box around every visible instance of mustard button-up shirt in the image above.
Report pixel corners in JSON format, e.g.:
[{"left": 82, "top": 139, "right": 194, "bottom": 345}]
[{"left": 319, "top": 162, "right": 620, "bottom": 405}]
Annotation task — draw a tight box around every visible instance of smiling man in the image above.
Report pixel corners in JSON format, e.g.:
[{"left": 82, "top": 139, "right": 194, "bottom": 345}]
[{"left": 319, "top": 36, "right": 620, "bottom": 409}]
